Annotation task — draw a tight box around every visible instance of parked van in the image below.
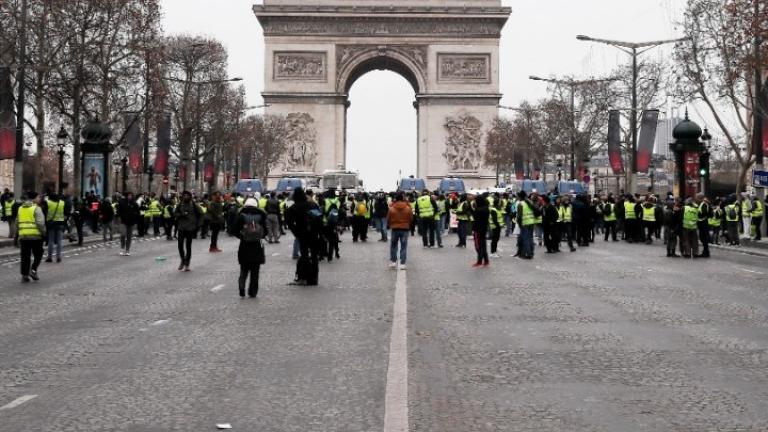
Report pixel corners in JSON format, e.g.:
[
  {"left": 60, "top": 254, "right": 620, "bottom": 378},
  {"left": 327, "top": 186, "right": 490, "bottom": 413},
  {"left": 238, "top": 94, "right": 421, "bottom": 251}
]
[
  {"left": 234, "top": 179, "right": 264, "bottom": 196},
  {"left": 398, "top": 177, "right": 427, "bottom": 192},
  {"left": 276, "top": 177, "right": 307, "bottom": 194},
  {"left": 438, "top": 177, "right": 466, "bottom": 194},
  {"left": 556, "top": 180, "right": 586, "bottom": 195},
  {"left": 516, "top": 179, "right": 547, "bottom": 194}
]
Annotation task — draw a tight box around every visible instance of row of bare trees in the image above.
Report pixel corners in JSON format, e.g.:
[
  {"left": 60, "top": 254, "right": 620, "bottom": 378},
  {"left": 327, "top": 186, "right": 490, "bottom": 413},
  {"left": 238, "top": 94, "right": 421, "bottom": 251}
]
[
  {"left": 0, "top": 1, "right": 288, "bottom": 195},
  {"left": 485, "top": 61, "right": 665, "bottom": 182}
]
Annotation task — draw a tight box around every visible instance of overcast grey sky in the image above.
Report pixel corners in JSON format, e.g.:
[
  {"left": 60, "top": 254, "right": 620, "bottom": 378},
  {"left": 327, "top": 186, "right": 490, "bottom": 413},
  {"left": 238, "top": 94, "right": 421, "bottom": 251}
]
[{"left": 162, "top": 0, "right": 686, "bottom": 190}]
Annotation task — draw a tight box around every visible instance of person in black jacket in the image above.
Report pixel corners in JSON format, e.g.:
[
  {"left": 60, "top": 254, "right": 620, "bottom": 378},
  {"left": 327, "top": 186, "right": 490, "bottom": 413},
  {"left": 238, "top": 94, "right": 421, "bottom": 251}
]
[
  {"left": 541, "top": 195, "right": 560, "bottom": 253},
  {"left": 572, "top": 194, "right": 591, "bottom": 247},
  {"left": 286, "top": 187, "right": 321, "bottom": 286},
  {"left": 116, "top": 192, "right": 140, "bottom": 256},
  {"left": 231, "top": 197, "right": 267, "bottom": 298},
  {"left": 472, "top": 195, "right": 490, "bottom": 267}
]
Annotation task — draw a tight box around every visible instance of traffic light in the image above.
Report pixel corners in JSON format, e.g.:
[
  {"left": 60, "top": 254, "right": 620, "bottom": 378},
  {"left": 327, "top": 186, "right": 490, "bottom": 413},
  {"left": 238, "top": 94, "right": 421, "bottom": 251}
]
[{"left": 699, "top": 151, "right": 710, "bottom": 177}]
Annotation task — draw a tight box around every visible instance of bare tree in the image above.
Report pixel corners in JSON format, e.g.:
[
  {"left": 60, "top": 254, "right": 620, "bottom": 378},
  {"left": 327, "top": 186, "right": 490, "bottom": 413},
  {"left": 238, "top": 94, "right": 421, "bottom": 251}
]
[
  {"left": 674, "top": 0, "right": 768, "bottom": 192},
  {"left": 242, "top": 114, "right": 289, "bottom": 184}
]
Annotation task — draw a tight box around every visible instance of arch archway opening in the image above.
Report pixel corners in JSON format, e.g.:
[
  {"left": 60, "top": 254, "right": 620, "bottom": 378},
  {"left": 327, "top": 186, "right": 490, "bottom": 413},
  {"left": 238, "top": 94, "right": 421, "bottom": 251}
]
[{"left": 346, "top": 70, "right": 417, "bottom": 191}]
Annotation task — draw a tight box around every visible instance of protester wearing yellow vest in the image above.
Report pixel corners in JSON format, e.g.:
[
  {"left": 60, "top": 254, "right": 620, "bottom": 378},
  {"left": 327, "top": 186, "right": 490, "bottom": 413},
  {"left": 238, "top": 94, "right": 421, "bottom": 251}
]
[
  {"left": 455, "top": 195, "right": 472, "bottom": 248},
  {"left": 44, "top": 193, "right": 67, "bottom": 263},
  {"left": 516, "top": 191, "right": 537, "bottom": 259},
  {"left": 708, "top": 201, "right": 723, "bottom": 245},
  {"left": 641, "top": 198, "right": 657, "bottom": 245},
  {"left": 558, "top": 196, "right": 576, "bottom": 252},
  {"left": 724, "top": 198, "right": 741, "bottom": 246},
  {"left": 681, "top": 199, "right": 700, "bottom": 257},
  {"left": 415, "top": 191, "right": 438, "bottom": 248},
  {"left": 751, "top": 197, "right": 764, "bottom": 241},
  {"left": 3, "top": 193, "right": 17, "bottom": 242},
  {"left": 489, "top": 198, "right": 504, "bottom": 257},
  {"left": 601, "top": 197, "right": 618, "bottom": 241},
  {"left": 18, "top": 192, "right": 46, "bottom": 283}
]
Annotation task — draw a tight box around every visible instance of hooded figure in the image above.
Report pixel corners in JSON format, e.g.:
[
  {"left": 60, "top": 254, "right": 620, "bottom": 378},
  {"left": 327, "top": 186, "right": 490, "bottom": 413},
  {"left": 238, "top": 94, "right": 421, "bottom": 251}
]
[{"left": 231, "top": 196, "right": 268, "bottom": 297}]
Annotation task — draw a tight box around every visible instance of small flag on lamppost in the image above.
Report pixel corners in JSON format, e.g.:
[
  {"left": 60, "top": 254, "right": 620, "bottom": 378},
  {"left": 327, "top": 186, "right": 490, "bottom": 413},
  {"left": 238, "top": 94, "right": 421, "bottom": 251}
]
[{"left": 0, "top": 67, "right": 16, "bottom": 160}]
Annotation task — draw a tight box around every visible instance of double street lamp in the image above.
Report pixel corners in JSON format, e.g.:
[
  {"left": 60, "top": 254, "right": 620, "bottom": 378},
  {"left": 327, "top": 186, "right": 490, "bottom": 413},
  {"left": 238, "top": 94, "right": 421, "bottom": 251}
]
[
  {"left": 576, "top": 34, "right": 689, "bottom": 192},
  {"left": 56, "top": 126, "right": 69, "bottom": 194},
  {"left": 529, "top": 75, "right": 618, "bottom": 181}
]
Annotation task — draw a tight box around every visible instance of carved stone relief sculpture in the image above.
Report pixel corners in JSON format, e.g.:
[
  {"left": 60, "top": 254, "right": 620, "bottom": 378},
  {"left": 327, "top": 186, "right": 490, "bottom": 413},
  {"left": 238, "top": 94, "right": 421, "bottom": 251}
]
[
  {"left": 438, "top": 53, "right": 491, "bottom": 82},
  {"left": 274, "top": 52, "right": 327, "bottom": 81},
  {"left": 443, "top": 114, "right": 484, "bottom": 172},
  {"left": 336, "top": 45, "right": 428, "bottom": 73},
  {"left": 283, "top": 113, "right": 317, "bottom": 172}
]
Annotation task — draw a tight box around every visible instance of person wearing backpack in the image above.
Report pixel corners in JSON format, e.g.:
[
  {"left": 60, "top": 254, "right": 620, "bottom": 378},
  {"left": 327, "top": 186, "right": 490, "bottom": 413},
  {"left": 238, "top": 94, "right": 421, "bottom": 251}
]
[
  {"left": 265, "top": 192, "right": 282, "bottom": 244},
  {"left": 286, "top": 187, "right": 321, "bottom": 286},
  {"left": 724, "top": 195, "right": 740, "bottom": 246},
  {"left": 232, "top": 197, "right": 267, "bottom": 298},
  {"left": 351, "top": 193, "right": 369, "bottom": 242},
  {"left": 324, "top": 190, "right": 341, "bottom": 261}
]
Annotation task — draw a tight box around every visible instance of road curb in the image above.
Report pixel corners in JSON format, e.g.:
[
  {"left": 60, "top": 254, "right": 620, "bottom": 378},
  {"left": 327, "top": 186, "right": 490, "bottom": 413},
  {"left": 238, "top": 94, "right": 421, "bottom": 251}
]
[
  {"left": 0, "top": 235, "right": 114, "bottom": 259},
  {"left": 710, "top": 243, "right": 768, "bottom": 258}
]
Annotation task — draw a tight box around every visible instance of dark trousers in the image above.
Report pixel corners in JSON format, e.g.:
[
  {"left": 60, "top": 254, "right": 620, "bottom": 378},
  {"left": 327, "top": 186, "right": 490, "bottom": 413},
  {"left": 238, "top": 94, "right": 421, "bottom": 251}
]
[
  {"left": 296, "top": 237, "right": 319, "bottom": 285},
  {"left": 137, "top": 217, "right": 146, "bottom": 237},
  {"left": 420, "top": 218, "right": 436, "bottom": 247},
  {"left": 352, "top": 216, "right": 368, "bottom": 241},
  {"left": 753, "top": 216, "right": 763, "bottom": 240},
  {"left": 152, "top": 217, "right": 162, "bottom": 235},
  {"left": 239, "top": 263, "right": 260, "bottom": 296},
  {"left": 120, "top": 224, "right": 133, "bottom": 251},
  {"left": 164, "top": 219, "right": 174, "bottom": 239},
  {"left": 325, "top": 227, "right": 339, "bottom": 261},
  {"left": 560, "top": 222, "right": 575, "bottom": 250},
  {"left": 543, "top": 224, "right": 560, "bottom": 252},
  {"left": 644, "top": 221, "right": 656, "bottom": 243},
  {"left": 666, "top": 229, "right": 678, "bottom": 256},
  {"left": 697, "top": 222, "right": 710, "bottom": 256},
  {"left": 210, "top": 223, "right": 221, "bottom": 249},
  {"left": 604, "top": 221, "right": 617, "bottom": 241},
  {"left": 178, "top": 230, "right": 195, "bottom": 265},
  {"left": 473, "top": 229, "right": 488, "bottom": 264},
  {"left": 457, "top": 220, "right": 468, "bottom": 246},
  {"left": 490, "top": 227, "right": 501, "bottom": 254},
  {"left": 20, "top": 239, "right": 43, "bottom": 276}
]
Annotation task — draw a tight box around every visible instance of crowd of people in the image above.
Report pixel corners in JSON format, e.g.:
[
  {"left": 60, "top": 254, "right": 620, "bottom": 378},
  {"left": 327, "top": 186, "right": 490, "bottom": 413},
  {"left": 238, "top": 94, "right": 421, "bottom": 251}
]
[{"left": 0, "top": 186, "right": 765, "bottom": 297}]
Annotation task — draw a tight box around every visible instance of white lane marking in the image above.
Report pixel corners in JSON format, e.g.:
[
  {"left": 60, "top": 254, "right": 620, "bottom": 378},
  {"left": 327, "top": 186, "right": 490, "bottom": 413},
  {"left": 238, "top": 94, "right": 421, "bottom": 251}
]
[
  {"left": 151, "top": 319, "right": 170, "bottom": 326},
  {"left": 1, "top": 395, "right": 38, "bottom": 410},
  {"left": 211, "top": 284, "right": 225, "bottom": 293},
  {"left": 739, "top": 268, "right": 765, "bottom": 275},
  {"left": 384, "top": 269, "right": 409, "bottom": 432}
]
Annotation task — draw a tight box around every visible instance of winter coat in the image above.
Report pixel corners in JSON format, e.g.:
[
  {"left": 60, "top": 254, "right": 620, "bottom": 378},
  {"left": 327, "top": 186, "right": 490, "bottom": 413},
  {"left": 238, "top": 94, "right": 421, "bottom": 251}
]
[
  {"left": 387, "top": 201, "right": 413, "bottom": 230},
  {"left": 116, "top": 198, "right": 140, "bottom": 226},
  {"left": 208, "top": 200, "right": 225, "bottom": 225},
  {"left": 234, "top": 206, "right": 267, "bottom": 266},
  {"left": 174, "top": 200, "right": 201, "bottom": 232}
]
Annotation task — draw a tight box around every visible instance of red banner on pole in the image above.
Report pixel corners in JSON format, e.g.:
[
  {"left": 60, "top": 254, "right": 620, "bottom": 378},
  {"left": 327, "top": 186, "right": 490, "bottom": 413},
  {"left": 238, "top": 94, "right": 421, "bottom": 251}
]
[
  {"left": 0, "top": 67, "right": 16, "bottom": 160},
  {"left": 607, "top": 110, "right": 624, "bottom": 175},
  {"left": 637, "top": 110, "right": 659, "bottom": 173},
  {"left": 123, "top": 113, "right": 142, "bottom": 174},
  {"left": 154, "top": 113, "right": 171, "bottom": 176}
]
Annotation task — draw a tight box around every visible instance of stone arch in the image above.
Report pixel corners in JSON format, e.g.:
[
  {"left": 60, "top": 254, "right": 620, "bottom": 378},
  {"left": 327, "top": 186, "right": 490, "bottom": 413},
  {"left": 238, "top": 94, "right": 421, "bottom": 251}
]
[{"left": 336, "top": 46, "right": 427, "bottom": 95}]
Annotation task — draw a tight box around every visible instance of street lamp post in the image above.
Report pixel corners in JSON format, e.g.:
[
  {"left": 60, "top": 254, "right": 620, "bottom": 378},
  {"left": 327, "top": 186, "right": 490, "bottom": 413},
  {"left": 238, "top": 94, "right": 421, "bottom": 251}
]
[
  {"left": 56, "top": 126, "right": 68, "bottom": 194},
  {"left": 121, "top": 154, "right": 128, "bottom": 193},
  {"left": 112, "top": 158, "right": 120, "bottom": 194},
  {"left": 576, "top": 34, "right": 689, "bottom": 193},
  {"left": 529, "top": 75, "right": 617, "bottom": 180}
]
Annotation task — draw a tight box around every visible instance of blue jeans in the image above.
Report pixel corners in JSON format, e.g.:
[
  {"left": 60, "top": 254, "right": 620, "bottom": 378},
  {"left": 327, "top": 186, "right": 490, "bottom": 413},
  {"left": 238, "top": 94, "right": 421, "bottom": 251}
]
[
  {"left": 373, "top": 217, "right": 387, "bottom": 240},
  {"left": 390, "top": 229, "right": 409, "bottom": 264},
  {"left": 518, "top": 225, "right": 534, "bottom": 258},
  {"left": 47, "top": 224, "right": 63, "bottom": 258}
]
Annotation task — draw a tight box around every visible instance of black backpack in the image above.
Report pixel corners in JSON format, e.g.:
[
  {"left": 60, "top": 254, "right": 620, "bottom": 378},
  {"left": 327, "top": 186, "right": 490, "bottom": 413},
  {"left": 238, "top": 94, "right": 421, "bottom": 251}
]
[
  {"left": 603, "top": 203, "right": 612, "bottom": 216},
  {"left": 307, "top": 207, "right": 324, "bottom": 233},
  {"left": 240, "top": 213, "right": 264, "bottom": 243},
  {"left": 727, "top": 206, "right": 737, "bottom": 220}
]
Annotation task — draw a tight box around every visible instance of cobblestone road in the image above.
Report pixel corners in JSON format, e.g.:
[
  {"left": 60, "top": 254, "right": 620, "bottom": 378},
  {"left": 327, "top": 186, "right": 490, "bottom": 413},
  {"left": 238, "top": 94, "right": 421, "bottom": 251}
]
[{"left": 0, "top": 230, "right": 766, "bottom": 431}]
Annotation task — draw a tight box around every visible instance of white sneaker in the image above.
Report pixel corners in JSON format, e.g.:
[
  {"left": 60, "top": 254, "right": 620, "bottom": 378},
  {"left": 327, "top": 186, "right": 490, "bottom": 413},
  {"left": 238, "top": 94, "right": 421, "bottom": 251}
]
[
  {"left": 389, "top": 262, "right": 397, "bottom": 269},
  {"left": 399, "top": 264, "right": 407, "bottom": 271},
  {"left": 125, "top": 252, "right": 131, "bottom": 256},
  {"left": 119, "top": 251, "right": 126, "bottom": 256},
  {"left": 490, "top": 253, "right": 500, "bottom": 259}
]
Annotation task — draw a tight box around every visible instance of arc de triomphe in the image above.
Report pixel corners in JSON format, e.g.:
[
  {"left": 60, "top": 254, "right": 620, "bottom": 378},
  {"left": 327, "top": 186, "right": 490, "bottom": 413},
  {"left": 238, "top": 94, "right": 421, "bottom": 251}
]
[{"left": 253, "top": 0, "right": 510, "bottom": 189}]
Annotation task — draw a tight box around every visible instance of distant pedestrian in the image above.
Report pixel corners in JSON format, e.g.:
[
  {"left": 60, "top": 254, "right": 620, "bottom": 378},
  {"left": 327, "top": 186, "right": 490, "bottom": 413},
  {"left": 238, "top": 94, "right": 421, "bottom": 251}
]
[
  {"left": 472, "top": 195, "right": 490, "bottom": 267},
  {"left": 231, "top": 197, "right": 267, "bottom": 298},
  {"left": 265, "top": 192, "right": 281, "bottom": 244},
  {"left": 17, "top": 192, "right": 46, "bottom": 283},
  {"left": 208, "top": 191, "right": 225, "bottom": 252},
  {"left": 116, "top": 192, "right": 140, "bottom": 256},
  {"left": 286, "top": 187, "right": 321, "bottom": 286},
  {"left": 387, "top": 192, "right": 412, "bottom": 270},
  {"left": 174, "top": 191, "right": 201, "bottom": 271}
]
